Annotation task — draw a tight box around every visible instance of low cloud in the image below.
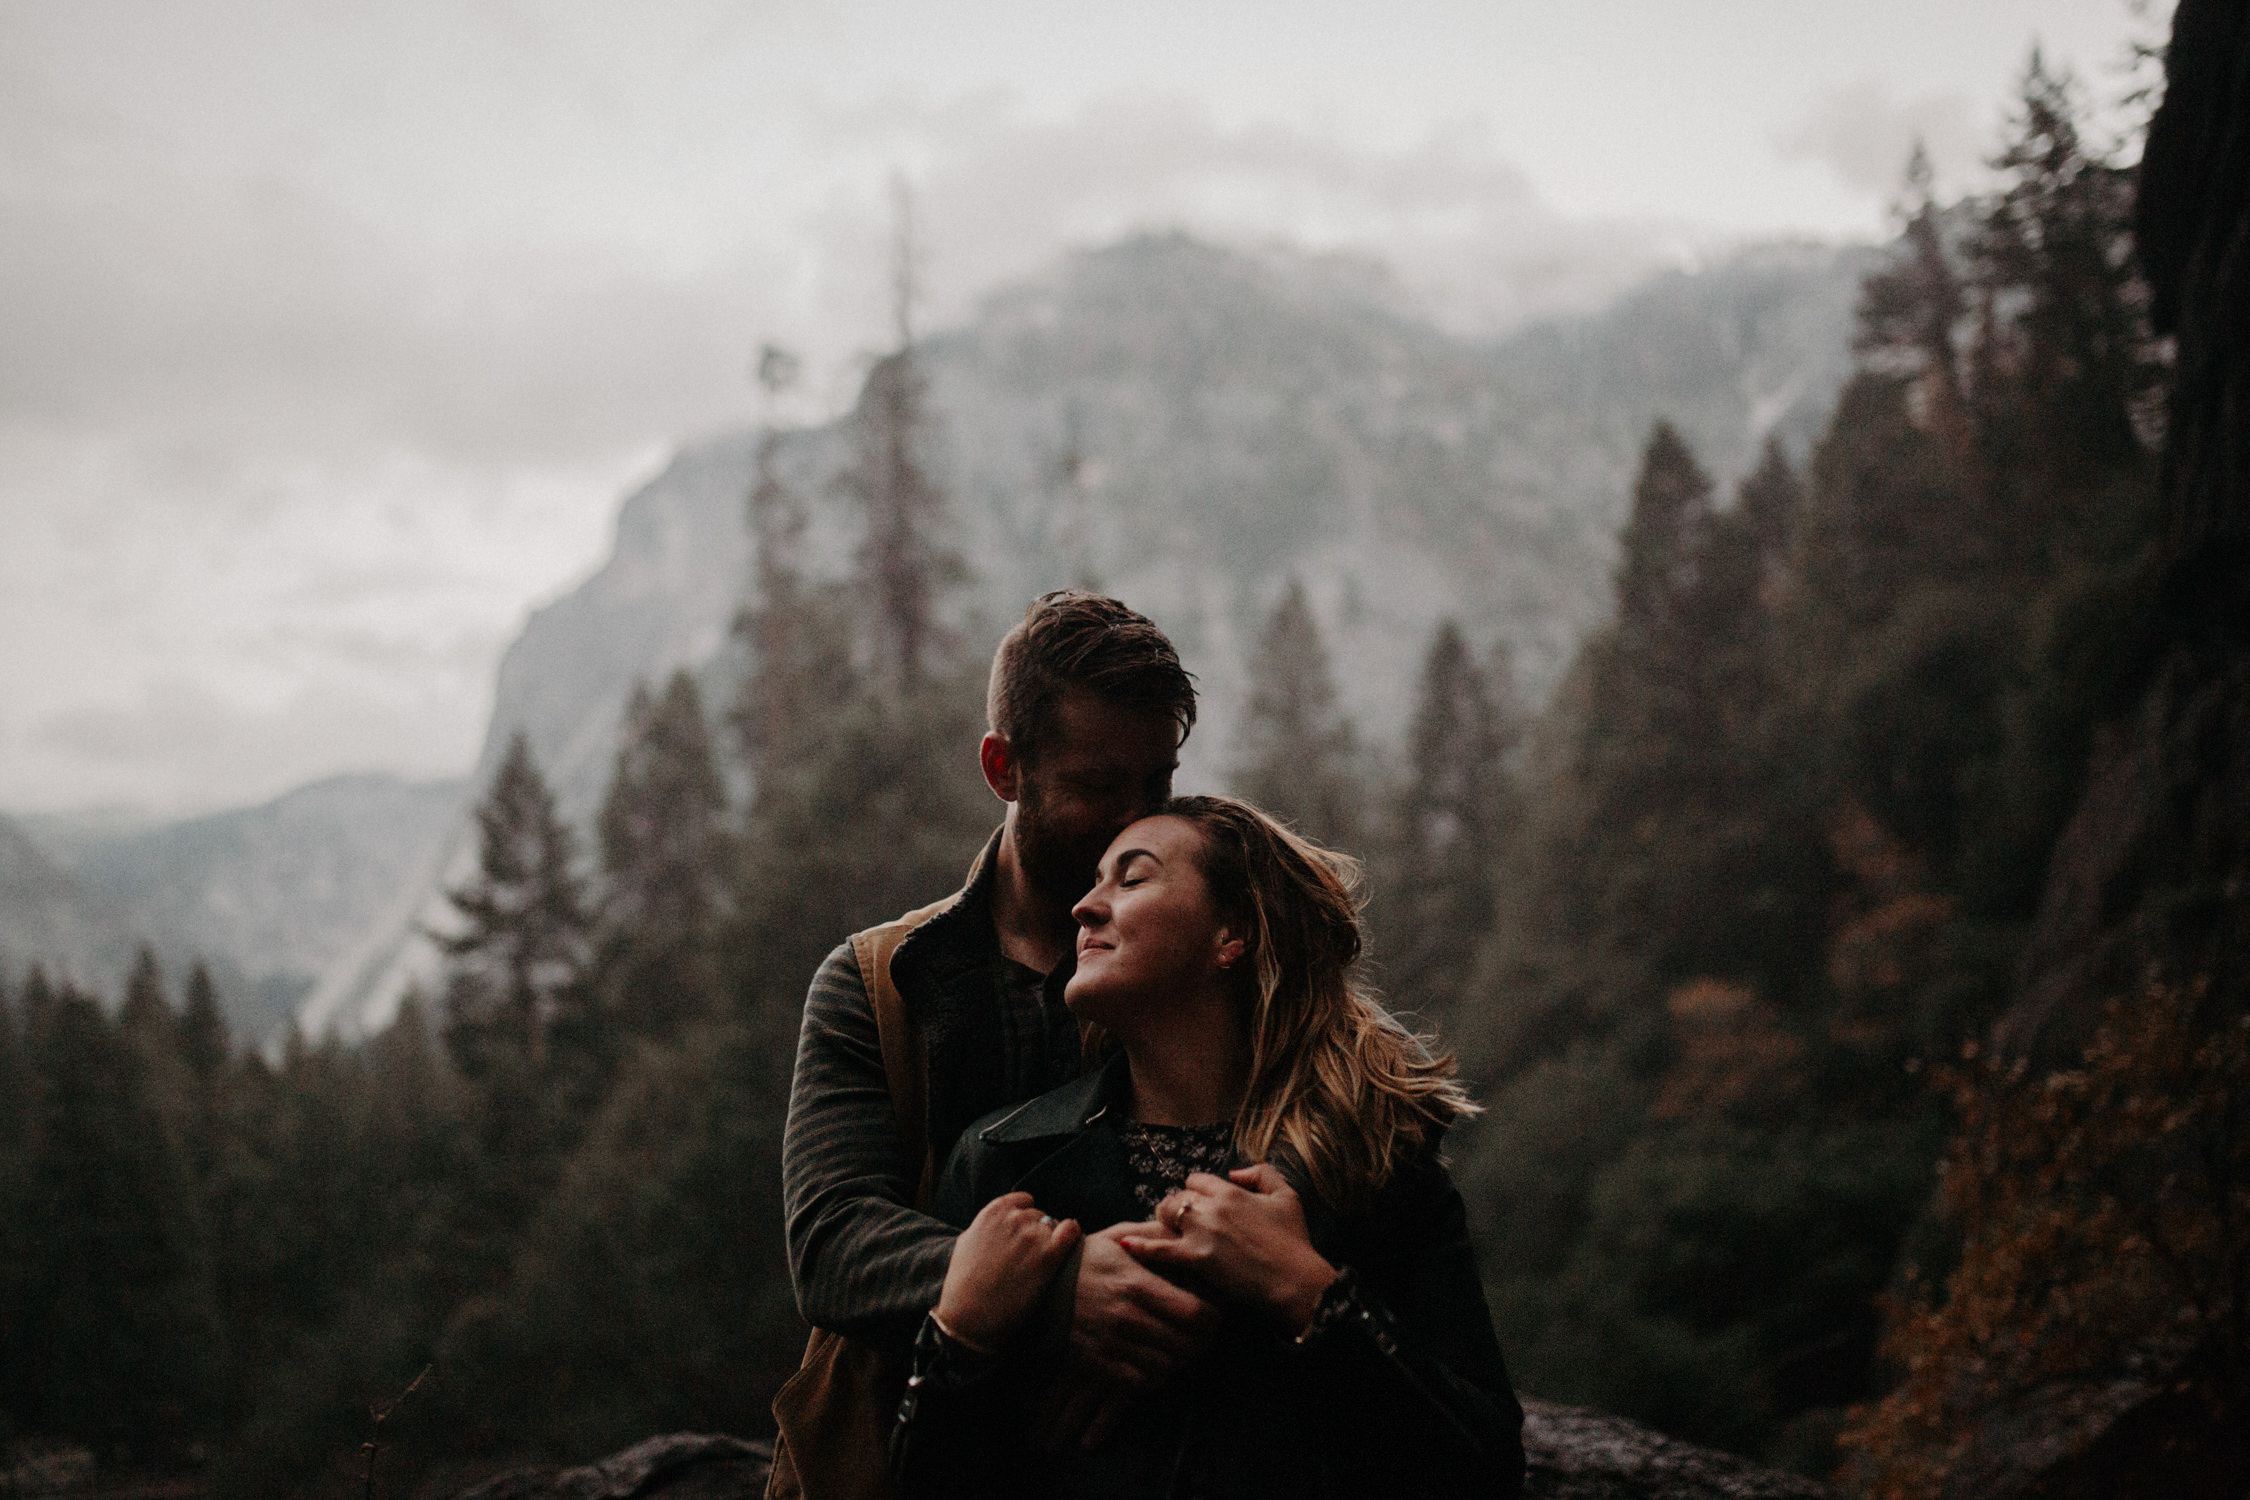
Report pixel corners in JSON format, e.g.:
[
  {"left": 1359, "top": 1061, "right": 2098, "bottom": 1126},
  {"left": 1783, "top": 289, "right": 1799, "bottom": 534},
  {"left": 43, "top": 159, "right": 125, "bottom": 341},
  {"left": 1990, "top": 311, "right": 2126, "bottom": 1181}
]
[
  {"left": 824, "top": 93, "right": 1689, "bottom": 346},
  {"left": 23, "top": 672, "right": 485, "bottom": 816},
  {"left": 1776, "top": 81, "right": 1986, "bottom": 203},
  {"left": 5, "top": 23, "right": 1697, "bottom": 817}
]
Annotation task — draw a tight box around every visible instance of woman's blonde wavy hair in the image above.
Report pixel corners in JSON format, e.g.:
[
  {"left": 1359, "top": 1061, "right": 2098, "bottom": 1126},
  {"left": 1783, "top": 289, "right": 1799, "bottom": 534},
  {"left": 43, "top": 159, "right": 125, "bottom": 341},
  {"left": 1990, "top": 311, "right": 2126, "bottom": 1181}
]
[{"left": 1155, "top": 794, "right": 1478, "bottom": 1211}]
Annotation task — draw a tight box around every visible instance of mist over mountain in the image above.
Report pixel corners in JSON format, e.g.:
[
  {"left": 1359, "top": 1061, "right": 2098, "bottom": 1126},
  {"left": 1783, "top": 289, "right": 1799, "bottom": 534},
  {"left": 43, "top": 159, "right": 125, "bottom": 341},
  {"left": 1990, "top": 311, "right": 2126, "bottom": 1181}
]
[
  {"left": 0, "top": 813, "right": 141, "bottom": 995},
  {"left": 295, "top": 231, "right": 1868, "bottom": 1039},
  {"left": 13, "top": 774, "right": 464, "bottom": 1041}
]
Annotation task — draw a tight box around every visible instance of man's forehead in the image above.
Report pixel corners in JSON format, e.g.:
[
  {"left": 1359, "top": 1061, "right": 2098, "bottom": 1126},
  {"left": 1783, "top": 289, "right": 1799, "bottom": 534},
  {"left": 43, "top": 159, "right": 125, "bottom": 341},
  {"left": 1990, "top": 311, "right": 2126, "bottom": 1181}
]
[{"left": 1043, "top": 687, "right": 1181, "bottom": 763}]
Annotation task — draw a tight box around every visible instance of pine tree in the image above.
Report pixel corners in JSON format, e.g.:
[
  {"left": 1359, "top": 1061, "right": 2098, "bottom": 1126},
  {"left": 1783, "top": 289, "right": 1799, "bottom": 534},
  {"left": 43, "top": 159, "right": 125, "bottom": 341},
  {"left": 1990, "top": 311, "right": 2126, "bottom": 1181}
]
[
  {"left": 597, "top": 671, "right": 730, "bottom": 1038},
  {"left": 735, "top": 342, "right": 859, "bottom": 806},
  {"left": 179, "top": 960, "right": 229, "bottom": 1091},
  {"left": 1613, "top": 421, "right": 1716, "bottom": 643},
  {"left": 1381, "top": 619, "right": 1517, "bottom": 1020},
  {"left": 0, "top": 967, "right": 20, "bottom": 1140},
  {"left": 1731, "top": 435, "right": 1807, "bottom": 609},
  {"left": 1974, "top": 53, "right": 2157, "bottom": 485},
  {"left": 18, "top": 962, "right": 55, "bottom": 1030},
  {"left": 440, "top": 731, "right": 595, "bottom": 1083},
  {"left": 1681, "top": 439, "right": 1802, "bottom": 737},
  {"left": 1857, "top": 144, "right": 1973, "bottom": 465},
  {"left": 840, "top": 183, "right": 962, "bottom": 695},
  {"left": 1233, "top": 577, "right": 1365, "bottom": 852},
  {"left": 118, "top": 944, "right": 195, "bottom": 1153},
  {"left": 177, "top": 961, "right": 229, "bottom": 1184},
  {"left": 7, "top": 986, "right": 220, "bottom": 1459},
  {"left": 120, "top": 944, "right": 170, "bottom": 1036},
  {"left": 1580, "top": 423, "right": 1719, "bottom": 837}
]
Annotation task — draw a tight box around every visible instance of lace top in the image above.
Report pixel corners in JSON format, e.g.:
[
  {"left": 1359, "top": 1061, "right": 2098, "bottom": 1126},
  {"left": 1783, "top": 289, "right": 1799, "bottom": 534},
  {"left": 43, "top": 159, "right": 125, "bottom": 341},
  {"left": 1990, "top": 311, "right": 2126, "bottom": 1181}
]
[{"left": 1118, "top": 1119, "right": 1238, "bottom": 1214}]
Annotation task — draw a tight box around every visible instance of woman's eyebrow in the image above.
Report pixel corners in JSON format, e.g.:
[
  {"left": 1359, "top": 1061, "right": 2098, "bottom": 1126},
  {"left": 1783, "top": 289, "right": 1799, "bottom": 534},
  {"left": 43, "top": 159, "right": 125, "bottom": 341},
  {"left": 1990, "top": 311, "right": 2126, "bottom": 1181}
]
[{"left": 1114, "top": 848, "right": 1160, "bottom": 874}]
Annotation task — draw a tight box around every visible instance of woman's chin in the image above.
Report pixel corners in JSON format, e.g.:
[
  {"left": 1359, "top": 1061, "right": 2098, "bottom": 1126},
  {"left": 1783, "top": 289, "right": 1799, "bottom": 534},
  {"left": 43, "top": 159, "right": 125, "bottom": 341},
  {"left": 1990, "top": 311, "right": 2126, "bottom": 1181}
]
[{"left": 1062, "top": 976, "right": 1131, "bottom": 1033}]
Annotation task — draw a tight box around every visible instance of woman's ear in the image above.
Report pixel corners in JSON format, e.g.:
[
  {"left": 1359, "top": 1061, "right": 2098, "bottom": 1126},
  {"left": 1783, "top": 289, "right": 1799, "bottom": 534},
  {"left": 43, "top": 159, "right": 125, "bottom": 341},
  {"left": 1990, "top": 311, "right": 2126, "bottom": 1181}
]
[{"left": 1214, "top": 931, "right": 1247, "bottom": 972}]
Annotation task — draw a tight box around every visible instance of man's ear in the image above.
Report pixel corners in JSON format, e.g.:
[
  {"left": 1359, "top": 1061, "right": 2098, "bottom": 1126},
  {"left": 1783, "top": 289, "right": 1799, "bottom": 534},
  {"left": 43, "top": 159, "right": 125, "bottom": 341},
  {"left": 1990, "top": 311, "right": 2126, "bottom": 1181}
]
[{"left": 979, "top": 731, "right": 1021, "bottom": 803}]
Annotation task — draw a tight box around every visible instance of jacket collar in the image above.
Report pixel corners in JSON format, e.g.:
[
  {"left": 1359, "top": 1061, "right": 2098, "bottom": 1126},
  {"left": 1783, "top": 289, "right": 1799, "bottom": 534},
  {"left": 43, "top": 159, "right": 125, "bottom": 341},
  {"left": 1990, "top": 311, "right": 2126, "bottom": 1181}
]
[
  {"left": 888, "top": 826, "right": 1004, "bottom": 1011},
  {"left": 975, "top": 1050, "right": 1130, "bottom": 1145},
  {"left": 884, "top": 826, "right": 1050, "bottom": 1167}
]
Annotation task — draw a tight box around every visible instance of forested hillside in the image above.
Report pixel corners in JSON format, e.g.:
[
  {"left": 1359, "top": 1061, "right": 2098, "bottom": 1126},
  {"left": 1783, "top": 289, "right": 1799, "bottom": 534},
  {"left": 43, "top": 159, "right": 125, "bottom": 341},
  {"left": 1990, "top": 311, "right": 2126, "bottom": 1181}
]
[{"left": 6, "top": 33, "right": 2245, "bottom": 1500}]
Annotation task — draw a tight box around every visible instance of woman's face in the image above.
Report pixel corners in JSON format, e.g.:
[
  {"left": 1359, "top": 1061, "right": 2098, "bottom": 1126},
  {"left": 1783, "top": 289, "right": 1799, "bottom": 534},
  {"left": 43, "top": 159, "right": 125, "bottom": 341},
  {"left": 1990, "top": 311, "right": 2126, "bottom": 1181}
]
[{"left": 1064, "top": 814, "right": 1240, "bottom": 1033}]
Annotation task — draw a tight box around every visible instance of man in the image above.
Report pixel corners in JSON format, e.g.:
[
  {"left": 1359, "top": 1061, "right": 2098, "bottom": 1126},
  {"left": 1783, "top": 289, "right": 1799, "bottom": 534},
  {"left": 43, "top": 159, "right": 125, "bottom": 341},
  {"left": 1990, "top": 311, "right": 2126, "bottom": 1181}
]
[{"left": 780, "top": 591, "right": 1211, "bottom": 1462}]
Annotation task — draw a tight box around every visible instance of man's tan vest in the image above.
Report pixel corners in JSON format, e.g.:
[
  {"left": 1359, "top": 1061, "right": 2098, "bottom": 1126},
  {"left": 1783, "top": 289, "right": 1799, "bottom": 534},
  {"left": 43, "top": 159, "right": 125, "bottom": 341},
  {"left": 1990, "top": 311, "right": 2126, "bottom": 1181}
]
[{"left": 766, "top": 890, "right": 956, "bottom": 1500}]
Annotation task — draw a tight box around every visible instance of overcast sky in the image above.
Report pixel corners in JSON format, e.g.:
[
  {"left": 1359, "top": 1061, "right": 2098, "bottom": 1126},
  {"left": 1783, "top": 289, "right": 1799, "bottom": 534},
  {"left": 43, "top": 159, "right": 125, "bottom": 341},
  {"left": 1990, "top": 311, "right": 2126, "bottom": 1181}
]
[{"left": 0, "top": 0, "right": 2165, "bottom": 819}]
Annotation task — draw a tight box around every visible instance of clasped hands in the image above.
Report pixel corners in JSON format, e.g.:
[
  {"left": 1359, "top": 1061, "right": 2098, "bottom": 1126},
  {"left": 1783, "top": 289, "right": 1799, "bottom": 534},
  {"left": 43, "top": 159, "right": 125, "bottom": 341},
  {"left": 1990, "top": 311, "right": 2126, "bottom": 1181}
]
[{"left": 934, "top": 1165, "right": 1338, "bottom": 1449}]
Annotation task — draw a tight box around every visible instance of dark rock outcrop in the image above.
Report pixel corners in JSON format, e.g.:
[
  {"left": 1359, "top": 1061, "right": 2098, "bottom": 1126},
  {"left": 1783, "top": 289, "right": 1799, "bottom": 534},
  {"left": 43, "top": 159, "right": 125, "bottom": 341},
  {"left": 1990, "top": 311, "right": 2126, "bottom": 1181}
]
[
  {"left": 441, "top": 1407, "right": 1841, "bottom": 1500},
  {"left": 2005, "top": 0, "right": 2250, "bottom": 1061},
  {"left": 448, "top": 1434, "right": 774, "bottom": 1500},
  {"left": 1965, "top": 5, "right": 2250, "bottom": 1494},
  {"left": 1522, "top": 1400, "right": 1836, "bottom": 1500}
]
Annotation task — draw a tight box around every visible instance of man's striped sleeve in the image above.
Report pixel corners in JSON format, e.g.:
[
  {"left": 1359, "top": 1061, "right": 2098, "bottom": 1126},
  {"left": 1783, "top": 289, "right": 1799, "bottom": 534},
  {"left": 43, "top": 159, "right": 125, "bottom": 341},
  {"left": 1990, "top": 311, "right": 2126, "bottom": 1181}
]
[{"left": 781, "top": 940, "right": 956, "bottom": 1342}]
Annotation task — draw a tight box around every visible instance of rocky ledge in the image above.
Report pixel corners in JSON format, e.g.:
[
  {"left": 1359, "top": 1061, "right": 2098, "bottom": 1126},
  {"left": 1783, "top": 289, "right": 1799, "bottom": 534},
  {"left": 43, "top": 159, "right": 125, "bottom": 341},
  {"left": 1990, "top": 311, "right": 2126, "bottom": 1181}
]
[{"left": 446, "top": 1401, "right": 1835, "bottom": 1500}]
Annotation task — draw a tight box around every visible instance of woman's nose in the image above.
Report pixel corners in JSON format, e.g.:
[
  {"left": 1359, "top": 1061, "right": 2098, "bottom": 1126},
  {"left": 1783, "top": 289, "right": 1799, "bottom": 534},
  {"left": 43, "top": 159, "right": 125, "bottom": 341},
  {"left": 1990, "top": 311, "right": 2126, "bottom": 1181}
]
[{"left": 1072, "top": 892, "right": 1107, "bottom": 928}]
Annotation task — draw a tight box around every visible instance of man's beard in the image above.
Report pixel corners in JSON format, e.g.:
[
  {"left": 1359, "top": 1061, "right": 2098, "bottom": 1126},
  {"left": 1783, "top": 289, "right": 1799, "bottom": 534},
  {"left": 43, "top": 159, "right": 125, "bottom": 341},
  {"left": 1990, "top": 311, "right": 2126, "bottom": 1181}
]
[{"left": 1013, "top": 783, "right": 1107, "bottom": 903}]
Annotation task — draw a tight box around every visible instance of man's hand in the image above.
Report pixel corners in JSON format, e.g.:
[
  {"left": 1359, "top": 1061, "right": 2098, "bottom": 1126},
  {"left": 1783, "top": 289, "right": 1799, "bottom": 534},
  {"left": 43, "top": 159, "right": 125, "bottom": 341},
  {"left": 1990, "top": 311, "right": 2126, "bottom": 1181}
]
[
  {"left": 1037, "top": 1220, "right": 1215, "bottom": 1451},
  {"left": 1069, "top": 1219, "right": 1215, "bottom": 1383}
]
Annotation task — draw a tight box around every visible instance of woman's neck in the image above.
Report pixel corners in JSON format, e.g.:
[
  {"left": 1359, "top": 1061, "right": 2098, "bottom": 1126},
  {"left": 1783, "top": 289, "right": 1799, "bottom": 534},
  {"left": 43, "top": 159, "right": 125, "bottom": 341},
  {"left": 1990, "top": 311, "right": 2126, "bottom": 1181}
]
[{"left": 1122, "top": 1013, "right": 1250, "bottom": 1127}]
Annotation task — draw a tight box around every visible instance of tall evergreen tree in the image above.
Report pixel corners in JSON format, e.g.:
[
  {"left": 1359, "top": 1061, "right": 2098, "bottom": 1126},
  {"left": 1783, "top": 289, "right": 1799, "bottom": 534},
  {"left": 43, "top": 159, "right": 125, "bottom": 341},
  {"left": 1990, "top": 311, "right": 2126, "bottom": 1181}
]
[
  {"left": 1972, "top": 53, "right": 2160, "bottom": 503},
  {"left": 1857, "top": 144, "right": 1973, "bottom": 465},
  {"left": 438, "top": 730, "right": 602, "bottom": 1258},
  {"left": 735, "top": 344, "right": 859, "bottom": 806},
  {"left": 440, "top": 731, "right": 595, "bottom": 1083},
  {"left": 1232, "top": 577, "right": 1365, "bottom": 852},
  {"left": 597, "top": 671, "right": 730, "bottom": 1039},
  {"left": 1614, "top": 421, "right": 1716, "bottom": 643},
  {"left": 841, "top": 186, "right": 962, "bottom": 695},
  {"left": 179, "top": 960, "right": 228, "bottom": 1092},
  {"left": 119, "top": 944, "right": 172, "bottom": 1048},
  {"left": 177, "top": 960, "right": 229, "bottom": 1184},
  {"left": 6, "top": 988, "right": 219, "bottom": 1459},
  {"left": 1731, "top": 436, "right": 1808, "bottom": 607},
  {"left": 17, "top": 963, "right": 55, "bottom": 1030},
  {"left": 1681, "top": 439, "right": 1803, "bottom": 738},
  {"left": 117, "top": 944, "right": 193, "bottom": 1153},
  {"left": 1380, "top": 619, "right": 1517, "bottom": 1020}
]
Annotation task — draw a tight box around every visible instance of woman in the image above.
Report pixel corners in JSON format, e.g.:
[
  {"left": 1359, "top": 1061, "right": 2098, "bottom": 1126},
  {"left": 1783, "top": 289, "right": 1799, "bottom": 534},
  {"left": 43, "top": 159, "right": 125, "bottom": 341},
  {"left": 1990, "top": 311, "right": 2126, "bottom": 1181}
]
[{"left": 891, "top": 795, "right": 1525, "bottom": 1499}]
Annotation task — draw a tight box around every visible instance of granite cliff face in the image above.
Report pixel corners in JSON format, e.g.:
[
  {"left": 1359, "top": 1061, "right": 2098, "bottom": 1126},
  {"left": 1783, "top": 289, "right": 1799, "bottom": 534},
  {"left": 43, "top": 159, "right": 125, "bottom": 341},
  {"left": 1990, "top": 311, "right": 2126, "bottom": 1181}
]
[{"left": 295, "top": 232, "right": 1867, "bottom": 1038}]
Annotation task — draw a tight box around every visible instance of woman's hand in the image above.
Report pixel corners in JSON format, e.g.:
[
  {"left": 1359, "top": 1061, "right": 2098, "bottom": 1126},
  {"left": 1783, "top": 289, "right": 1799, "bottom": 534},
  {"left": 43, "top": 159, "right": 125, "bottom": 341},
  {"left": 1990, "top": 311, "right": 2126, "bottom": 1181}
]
[
  {"left": 1119, "top": 1164, "right": 1337, "bottom": 1330},
  {"left": 935, "top": 1191, "right": 1083, "bottom": 1351}
]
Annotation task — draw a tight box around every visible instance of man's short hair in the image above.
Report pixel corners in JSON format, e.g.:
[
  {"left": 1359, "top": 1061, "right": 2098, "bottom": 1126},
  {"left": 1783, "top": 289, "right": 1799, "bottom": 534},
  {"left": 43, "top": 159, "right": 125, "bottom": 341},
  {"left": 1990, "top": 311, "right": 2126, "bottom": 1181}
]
[{"left": 987, "top": 591, "right": 1197, "bottom": 763}]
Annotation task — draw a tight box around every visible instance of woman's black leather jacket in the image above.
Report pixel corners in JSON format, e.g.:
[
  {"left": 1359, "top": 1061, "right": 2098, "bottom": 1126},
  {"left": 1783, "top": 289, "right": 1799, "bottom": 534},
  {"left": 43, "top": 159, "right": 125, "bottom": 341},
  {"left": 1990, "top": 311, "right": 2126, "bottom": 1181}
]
[{"left": 890, "top": 1053, "right": 1526, "bottom": 1500}]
